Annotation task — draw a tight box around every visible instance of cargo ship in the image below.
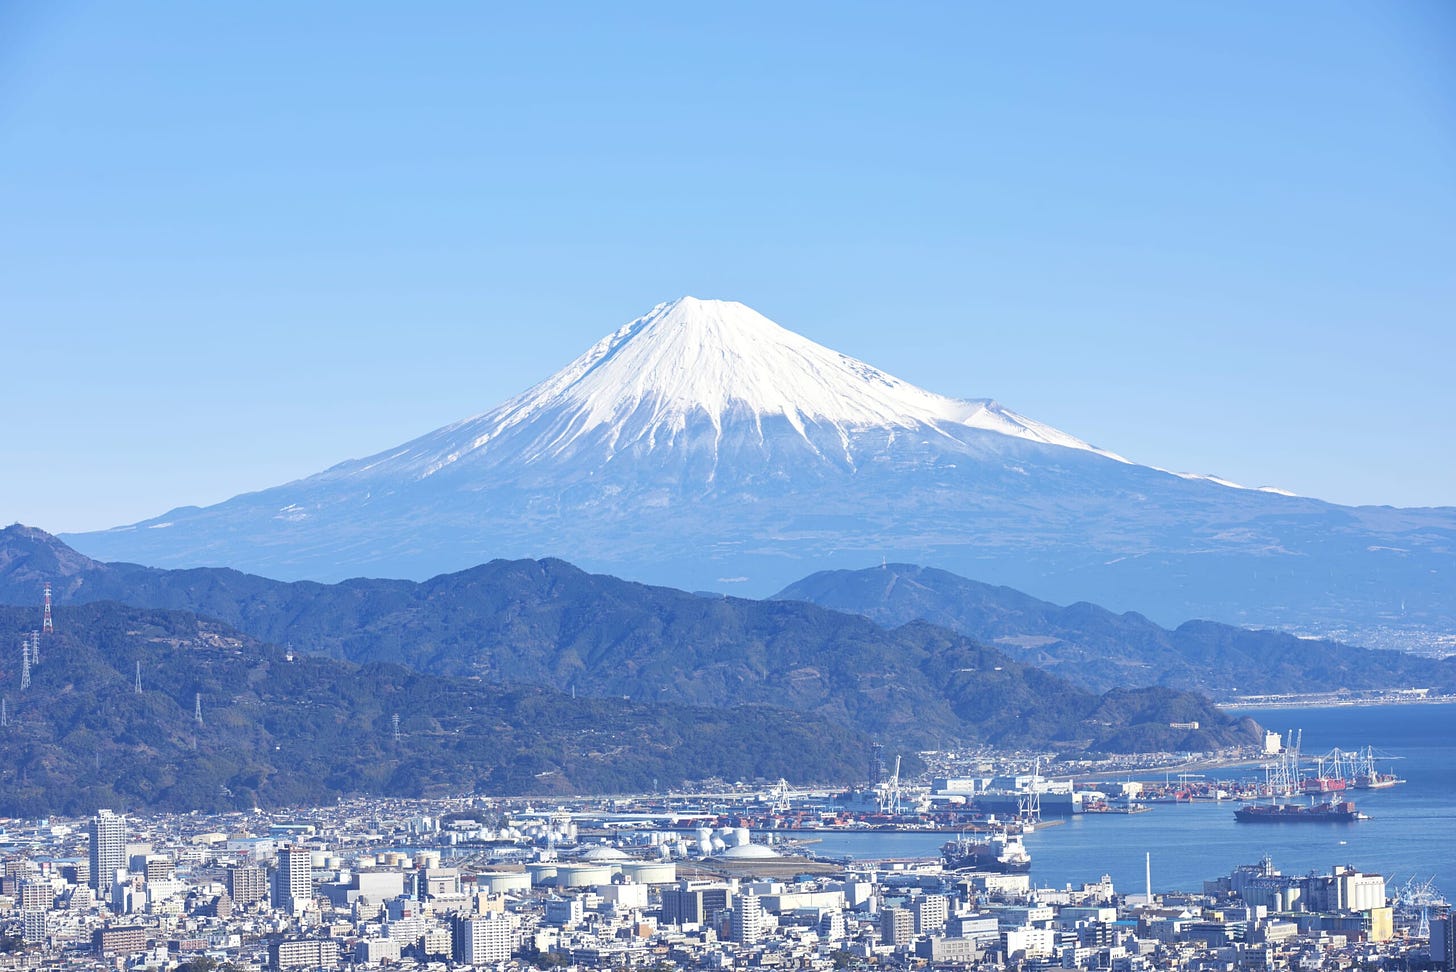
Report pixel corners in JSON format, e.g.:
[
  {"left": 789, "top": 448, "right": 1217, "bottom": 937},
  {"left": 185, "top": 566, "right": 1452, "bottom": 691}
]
[
  {"left": 941, "top": 829, "right": 1031, "bottom": 872},
  {"left": 1351, "top": 771, "right": 1402, "bottom": 790},
  {"left": 1233, "top": 800, "right": 1367, "bottom": 823},
  {"left": 1349, "top": 746, "right": 1404, "bottom": 789}
]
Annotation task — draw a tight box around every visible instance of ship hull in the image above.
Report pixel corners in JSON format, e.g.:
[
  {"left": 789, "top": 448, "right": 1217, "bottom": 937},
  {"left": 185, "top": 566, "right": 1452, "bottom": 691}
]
[
  {"left": 943, "top": 851, "right": 1031, "bottom": 874},
  {"left": 941, "top": 836, "right": 1031, "bottom": 873},
  {"left": 1234, "top": 801, "right": 1363, "bottom": 823}
]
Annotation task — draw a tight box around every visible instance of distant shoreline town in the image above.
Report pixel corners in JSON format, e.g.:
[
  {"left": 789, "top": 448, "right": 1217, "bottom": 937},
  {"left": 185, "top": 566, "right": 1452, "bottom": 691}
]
[{"left": 1219, "top": 689, "right": 1456, "bottom": 710}]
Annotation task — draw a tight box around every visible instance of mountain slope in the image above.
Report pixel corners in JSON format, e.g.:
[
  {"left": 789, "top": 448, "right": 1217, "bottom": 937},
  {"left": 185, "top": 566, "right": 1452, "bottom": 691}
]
[
  {"left": 61, "top": 297, "right": 1456, "bottom": 641},
  {"left": 0, "top": 601, "right": 877, "bottom": 815},
  {"left": 774, "top": 564, "right": 1456, "bottom": 696},
  {"left": 0, "top": 526, "right": 1257, "bottom": 754}
]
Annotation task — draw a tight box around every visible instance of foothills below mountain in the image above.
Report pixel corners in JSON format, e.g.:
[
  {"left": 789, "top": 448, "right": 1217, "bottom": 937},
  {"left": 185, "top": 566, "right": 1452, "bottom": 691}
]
[
  {"left": 0, "top": 526, "right": 1262, "bottom": 813},
  {"left": 0, "top": 602, "right": 872, "bottom": 817},
  {"left": 61, "top": 298, "right": 1456, "bottom": 645}
]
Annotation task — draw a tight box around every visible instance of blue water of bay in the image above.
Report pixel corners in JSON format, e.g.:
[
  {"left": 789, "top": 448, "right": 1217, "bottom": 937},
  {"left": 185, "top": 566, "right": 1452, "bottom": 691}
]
[{"left": 805, "top": 702, "right": 1455, "bottom": 895}]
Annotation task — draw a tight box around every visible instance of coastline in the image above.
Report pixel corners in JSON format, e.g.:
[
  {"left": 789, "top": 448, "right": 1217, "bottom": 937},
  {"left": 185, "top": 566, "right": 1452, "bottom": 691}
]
[{"left": 1218, "top": 693, "right": 1456, "bottom": 711}]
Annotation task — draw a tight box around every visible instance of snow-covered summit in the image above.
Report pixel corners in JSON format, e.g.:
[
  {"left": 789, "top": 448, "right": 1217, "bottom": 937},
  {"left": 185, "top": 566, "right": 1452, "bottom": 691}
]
[
  {"left": 70, "top": 296, "right": 1442, "bottom": 638},
  {"left": 362, "top": 297, "right": 1125, "bottom": 479}
]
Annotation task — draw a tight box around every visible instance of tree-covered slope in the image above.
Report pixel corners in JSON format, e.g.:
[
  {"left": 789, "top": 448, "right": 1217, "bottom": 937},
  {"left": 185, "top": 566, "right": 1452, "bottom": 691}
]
[
  {"left": 0, "top": 527, "right": 1259, "bottom": 755},
  {"left": 0, "top": 602, "right": 876, "bottom": 815}
]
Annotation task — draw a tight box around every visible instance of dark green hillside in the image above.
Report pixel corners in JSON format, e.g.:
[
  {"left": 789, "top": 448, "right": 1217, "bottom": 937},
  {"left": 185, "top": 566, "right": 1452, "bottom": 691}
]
[
  {"left": 0, "top": 527, "right": 1259, "bottom": 759},
  {"left": 0, "top": 603, "right": 874, "bottom": 816}
]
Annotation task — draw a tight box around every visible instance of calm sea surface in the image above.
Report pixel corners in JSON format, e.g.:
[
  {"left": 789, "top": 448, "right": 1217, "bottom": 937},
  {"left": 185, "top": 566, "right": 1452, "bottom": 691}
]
[{"left": 805, "top": 702, "right": 1455, "bottom": 895}]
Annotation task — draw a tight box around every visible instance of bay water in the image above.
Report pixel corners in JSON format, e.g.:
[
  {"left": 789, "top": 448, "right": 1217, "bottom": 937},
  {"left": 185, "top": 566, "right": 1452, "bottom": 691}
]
[{"left": 806, "top": 702, "right": 1455, "bottom": 895}]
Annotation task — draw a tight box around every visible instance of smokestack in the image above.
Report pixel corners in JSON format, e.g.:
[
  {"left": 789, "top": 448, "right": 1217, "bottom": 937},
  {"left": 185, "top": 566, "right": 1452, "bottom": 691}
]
[{"left": 1145, "top": 852, "right": 1152, "bottom": 904}]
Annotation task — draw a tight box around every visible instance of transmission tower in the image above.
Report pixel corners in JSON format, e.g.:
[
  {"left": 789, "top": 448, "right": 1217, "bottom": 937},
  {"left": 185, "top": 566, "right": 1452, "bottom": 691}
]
[
  {"left": 1, "top": 698, "right": 7, "bottom": 727},
  {"left": 135, "top": 661, "right": 142, "bottom": 694},
  {"left": 392, "top": 713, "right": 401, "bottom": 743},
  {"left": 29, "top": 631, "right": 39, "bottom": 667},
  {"left": 41, "top": 584, "right": 53, "bottom": 635},
  {"left": 20, "top": 641, "right": 31, "bottom": 691},
  {"left": 194, "top": 693, "right": 203, "bottom": 726}
]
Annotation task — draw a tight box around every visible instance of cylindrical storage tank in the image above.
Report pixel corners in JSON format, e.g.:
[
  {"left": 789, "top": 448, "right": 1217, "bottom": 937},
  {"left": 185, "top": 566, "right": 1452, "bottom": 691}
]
[
  {"left": 310, "top": 851, "right": 328, "bottom": 868},
  {"left": 477, "top": 870, "right": 532, "bottom": 894},
  {"left": 416, "top": 851, "right": 442, "bottom": 869},
  {"left": 525, "top": 863, "right": 558, "bottom": 887},
  {"left": 732, "top": 827, "right": 751, "bottom": 847},
  {"left": 619, "top": 861, "right": 676, "bottom": 885},
  {"left": 710, "top": 836, "right": 726, "bottom": 852},
  {"left": 556, "top": 864, "right": 612, "bottom": 888}
]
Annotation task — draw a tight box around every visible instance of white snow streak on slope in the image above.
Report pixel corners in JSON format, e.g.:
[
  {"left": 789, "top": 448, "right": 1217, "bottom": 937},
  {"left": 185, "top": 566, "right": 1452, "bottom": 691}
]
[{"left": 405, "top": 297, "right": 1130, "bottom": 476}]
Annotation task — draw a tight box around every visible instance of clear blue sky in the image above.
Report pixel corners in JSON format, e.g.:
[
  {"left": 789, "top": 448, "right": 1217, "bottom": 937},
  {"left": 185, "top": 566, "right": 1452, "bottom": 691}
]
[{"left": 2, "top": 2, "right": 1453, "bottom": 532}]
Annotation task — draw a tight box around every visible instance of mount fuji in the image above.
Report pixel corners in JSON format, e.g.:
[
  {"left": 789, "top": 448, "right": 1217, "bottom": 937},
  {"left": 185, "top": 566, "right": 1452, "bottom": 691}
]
[{"left": 65, "top": 297, "right": 1456, "bottom": 641}]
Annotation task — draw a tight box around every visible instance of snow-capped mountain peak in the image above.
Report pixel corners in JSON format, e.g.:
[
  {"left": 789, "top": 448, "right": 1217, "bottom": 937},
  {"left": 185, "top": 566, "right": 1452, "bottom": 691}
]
[
  {"left": 67, "top": 296, "right": 1444, "bottom": 642},
  {"left": 368, "top": 297, "right": 1126, "bottom": 479}
]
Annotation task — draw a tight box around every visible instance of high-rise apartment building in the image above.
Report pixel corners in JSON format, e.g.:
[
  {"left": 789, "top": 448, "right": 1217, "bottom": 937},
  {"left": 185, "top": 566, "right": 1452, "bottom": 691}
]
[
  {"left": 227, "top": 865, "right": 269, "bottom": 907},
  {"left": 730, "top": 891, "right": 764, "bottom": 945},
  {"left": 911, "top": 893, "right": 948, "bottom": 934},
  {"left": 452, "top": 913, "right": 514, "bottom": 964},
  {"left": 88, "top": 810, "right": 126, "bottom": 896},
  {"left": 881, "top": 907, "right": 915, "bottom": 946},
  {"left": 274, "top": 845, "right": 313, "bottom": 916}
]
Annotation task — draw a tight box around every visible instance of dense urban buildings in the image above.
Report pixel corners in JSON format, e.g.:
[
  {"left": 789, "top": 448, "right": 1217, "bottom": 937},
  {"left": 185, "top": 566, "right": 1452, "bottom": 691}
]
[{"left": 0, "top": 795, "right": 1445, "bottom": 971}]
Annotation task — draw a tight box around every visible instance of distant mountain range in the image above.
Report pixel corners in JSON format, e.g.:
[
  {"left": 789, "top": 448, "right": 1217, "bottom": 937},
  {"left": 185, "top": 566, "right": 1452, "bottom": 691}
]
[
  {"left": 775, "top": 564, "right": 1456, "bottom": 698},
  {"left": 0, "top": 601, "right": 874, "bottom": 816},
  {"left": 59, "top": 297, "right": 1456, "bottom": 643},
  {"left": 0, "top": 526, "right": 1258, "bottom": 771}
]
